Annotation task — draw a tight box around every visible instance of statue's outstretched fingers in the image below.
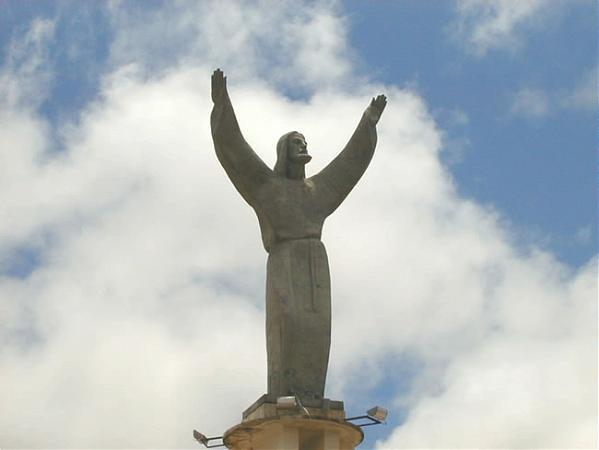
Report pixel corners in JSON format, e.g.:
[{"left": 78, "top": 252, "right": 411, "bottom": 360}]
[
  {"left": 375, "top": 95, "right": 387, "bottom": 111},
  {"left": 212, "top": 69, "right": 226, "bottom": 103},
  {"left": 212, "top": 69, "right": 226, "bottom": 86}
]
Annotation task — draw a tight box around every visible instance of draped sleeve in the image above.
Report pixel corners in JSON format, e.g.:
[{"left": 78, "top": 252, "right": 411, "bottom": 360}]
[
  {"left": 211, "top": 89, "right": 272, "bottom": 206},
  {"left": 309, "top": 111, "right": 377, "bottom": 216}
]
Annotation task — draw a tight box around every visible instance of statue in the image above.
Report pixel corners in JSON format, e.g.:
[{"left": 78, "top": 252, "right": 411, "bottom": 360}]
[{"left": 210, "top": 69, "right": 386, "bottom": 403}]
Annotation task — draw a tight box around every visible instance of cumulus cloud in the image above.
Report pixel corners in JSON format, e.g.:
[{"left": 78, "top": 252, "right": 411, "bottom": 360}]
[
  {"left": 377, "top": 258, "right": 596, "bottom": 448},
  {"left": 0, "top": 2, "right": 596, "bottom": 449},
  {"left": 107, "top": 0, "right": 352, "bottom": 93},
  {"left": 562, "top": 67, "right": 597, "bottom": 111},
  {"left": 510, "top": 87, "right": 551, "bottom": 118},
  {"left": 0, "top": 17, "right": 55, "bottom": 110},
  {"left": 509, "top": 69, "right": 596, "bottom": 119},
  {"left": 450, "top": 0, "right": 561, "bottom": 56}
]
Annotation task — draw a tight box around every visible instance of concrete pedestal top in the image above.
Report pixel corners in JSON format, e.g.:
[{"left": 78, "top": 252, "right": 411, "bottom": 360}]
[{"left": 223, "top": 415, "right": 363, "bottom": 450}]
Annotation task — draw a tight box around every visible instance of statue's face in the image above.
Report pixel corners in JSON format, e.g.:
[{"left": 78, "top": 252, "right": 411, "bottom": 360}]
[{"left": 287, "top": 133, "right": 312, "bottom": 164}]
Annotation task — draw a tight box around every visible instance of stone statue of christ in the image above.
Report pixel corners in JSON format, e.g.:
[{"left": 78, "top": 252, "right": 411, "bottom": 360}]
[{"left": 210, "top": 69, "right": 386, "bottom": 402}]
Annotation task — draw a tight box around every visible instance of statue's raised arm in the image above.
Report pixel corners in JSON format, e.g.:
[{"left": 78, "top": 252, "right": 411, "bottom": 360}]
[
  {"left": 311, "top": 95, "right": 386, "bottom": 215},
  {"left": 211, "top": 69, "right": 272, "bottom": 206}
]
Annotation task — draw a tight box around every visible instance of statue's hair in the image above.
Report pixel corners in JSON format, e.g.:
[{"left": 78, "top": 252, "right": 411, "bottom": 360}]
[{"left": 274, "top": 131, "right": 304, "bottom": 177}]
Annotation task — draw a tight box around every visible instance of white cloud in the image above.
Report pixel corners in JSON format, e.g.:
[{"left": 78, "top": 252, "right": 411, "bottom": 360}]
[
  {"left": 510, "top": 87, "right": 551, "bottom": 117},
  {"left": 575, "top": 224, "right": 593, "bottom": 245},
  {"left": 510, "top": 68, "right": 596, "bottom": 119},
  {"left": 562, "top": 67, "right": 597, "bottom": 111},
  {"left": 451, "top": 0, "right": 561, "bottom": 56},
  {"left": 377, "top": 259, "right": 596, "bottom": 448},
  {"left": 0, "top": 2, "right": 596, "bottom": 449},
  {"left": 0, "top": 18, "right": 55, "bottom": 110},
  {"left": 106, "top": 0, "right": 352, "bottom": 93}
]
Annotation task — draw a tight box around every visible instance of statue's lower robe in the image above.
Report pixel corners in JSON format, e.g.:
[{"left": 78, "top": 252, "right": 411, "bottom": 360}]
[{"left": 266, "top": 238, "right": 331, "bottom": 401}]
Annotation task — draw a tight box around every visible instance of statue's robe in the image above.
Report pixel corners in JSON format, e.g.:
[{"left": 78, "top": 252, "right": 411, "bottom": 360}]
[{"left": 211, "top": 90, "right": 378, "bottom": 401}]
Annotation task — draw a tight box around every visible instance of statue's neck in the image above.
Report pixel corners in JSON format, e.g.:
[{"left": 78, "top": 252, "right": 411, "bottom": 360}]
[{"left": 287, "top": 162, "right": 306, "bottom": 180}]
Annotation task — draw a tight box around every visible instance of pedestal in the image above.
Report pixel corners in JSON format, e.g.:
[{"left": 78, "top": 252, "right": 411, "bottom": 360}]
[{"left": 223, "top": 396, "right": 363, "bottom": 450}]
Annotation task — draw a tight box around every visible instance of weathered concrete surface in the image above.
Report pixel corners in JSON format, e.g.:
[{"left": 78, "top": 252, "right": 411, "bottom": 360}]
[
  {"left": 223, "top": 416, "right": 363, "bottom": 450},
  {"left": 210, "top": 69, "right": 386, "bottom": 402}
]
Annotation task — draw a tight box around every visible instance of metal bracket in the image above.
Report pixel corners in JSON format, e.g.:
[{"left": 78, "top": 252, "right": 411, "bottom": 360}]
[{"left": 345, "top": 414, "right": 385, "bottom": 427}]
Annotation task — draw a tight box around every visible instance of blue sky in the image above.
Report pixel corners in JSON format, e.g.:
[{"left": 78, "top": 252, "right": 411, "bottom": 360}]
[
  {"left": 343, "top": 0, "right": 596, "bottom": 268},
  {"left": 0, "top": 1, "right": 596, "bottom": 448}
]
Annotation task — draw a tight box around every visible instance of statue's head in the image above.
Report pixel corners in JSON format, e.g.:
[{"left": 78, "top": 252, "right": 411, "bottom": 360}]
[{"left": 274, "top": 131, "right": 312, "bottom": 177}]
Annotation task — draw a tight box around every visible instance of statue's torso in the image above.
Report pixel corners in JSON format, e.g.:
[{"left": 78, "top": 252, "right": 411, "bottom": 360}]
[
  {"left": 253, "top": 177, "right": 328, "bottom": 251},
  {"left": 259, "top": 178, "right": 333, "bottom": 399}
]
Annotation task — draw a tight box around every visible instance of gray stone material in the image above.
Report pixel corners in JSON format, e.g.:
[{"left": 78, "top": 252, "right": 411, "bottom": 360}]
[{"left": 210, "top": 69, "right": 386, "bottom": 402}]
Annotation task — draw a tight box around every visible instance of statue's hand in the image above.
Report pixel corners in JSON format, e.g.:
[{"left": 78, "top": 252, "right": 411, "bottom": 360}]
[
  {"left": 211, "top": 68, "right": 227, "bottom": 104},
  {"left": 366, "top": 94, "right": 387, "bottom": 125}
]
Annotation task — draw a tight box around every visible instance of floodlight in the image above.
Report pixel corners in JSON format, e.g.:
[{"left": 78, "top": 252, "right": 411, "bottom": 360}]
[
  {"left": 277, "top": 395, "right": 311, "bottom": 416},
  {"left": 367, "top": 406, "right": 388, "bottom": 422},
  {"left": 346, "top": 405, "right": 389, "bottom": 427},
  {"left": 193, "top": 430, "right": 209, "bottom": 446},
  {"left": 277, "top": 396, "right": 298, "bottom": 409},
  {"left": 193, "top": 429, "right": 224, "bottom": 448}
]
